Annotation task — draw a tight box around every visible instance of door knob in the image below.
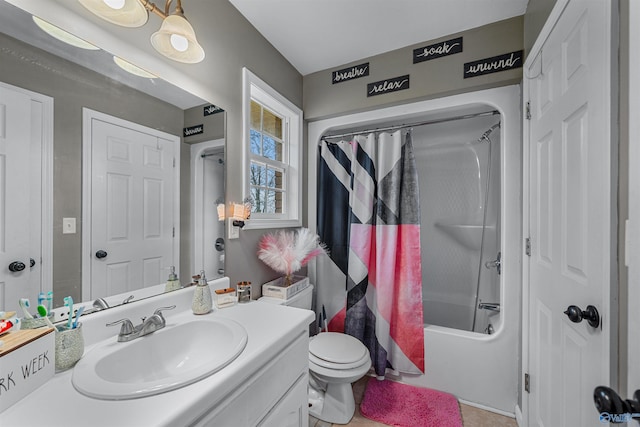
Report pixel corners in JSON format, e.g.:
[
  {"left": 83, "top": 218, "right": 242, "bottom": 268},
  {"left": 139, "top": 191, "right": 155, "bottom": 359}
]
[
  {"left": 95, "top": 250, "right": 108, "bottom": 259},
  {"left": 8, "top": 261, "right": 26, "bottom": 272},
  {"left": 564, "top": 305, "right": 600, "bottom": 328},
  {"left": 30, "top": 258, "right": 36, "bottom": 268},
  {"left": 594, "top": 386, "right": 640, "bottom": 423}
]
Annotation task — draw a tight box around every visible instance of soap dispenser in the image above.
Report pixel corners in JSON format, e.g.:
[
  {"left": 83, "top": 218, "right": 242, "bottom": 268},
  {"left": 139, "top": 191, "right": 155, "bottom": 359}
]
[
  {"left": 165, "top": 266, "right": 181, "bottom": 292},
  {"left": 192, "top": 270, "right": 212, "bottom": 314}
]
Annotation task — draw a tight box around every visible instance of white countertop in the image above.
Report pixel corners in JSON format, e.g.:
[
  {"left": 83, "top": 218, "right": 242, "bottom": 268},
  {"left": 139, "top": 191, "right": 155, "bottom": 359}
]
[{"left": 2, "top": 283, "right": 314, "bottom": 427}]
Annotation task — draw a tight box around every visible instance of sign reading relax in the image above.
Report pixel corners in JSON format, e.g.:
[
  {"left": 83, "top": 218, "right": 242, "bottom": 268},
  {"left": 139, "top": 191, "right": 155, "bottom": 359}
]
[
  {"left": 367, "top": 75, "right": 410, "bottom": 97},
  {"left": 463, "top": 50, "right": 524, "bottom": 78}
]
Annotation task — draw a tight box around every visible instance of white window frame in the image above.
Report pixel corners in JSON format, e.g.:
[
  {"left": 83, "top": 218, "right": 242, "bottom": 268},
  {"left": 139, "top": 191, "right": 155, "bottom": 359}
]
[{"left": 242, "top": 68, "right": 302, "bottom": 229}]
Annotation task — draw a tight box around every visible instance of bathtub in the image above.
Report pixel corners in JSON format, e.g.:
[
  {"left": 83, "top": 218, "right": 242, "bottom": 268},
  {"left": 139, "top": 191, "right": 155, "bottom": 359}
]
[{"left": 308, "top": 84, "right": 522, "bottom": 415}]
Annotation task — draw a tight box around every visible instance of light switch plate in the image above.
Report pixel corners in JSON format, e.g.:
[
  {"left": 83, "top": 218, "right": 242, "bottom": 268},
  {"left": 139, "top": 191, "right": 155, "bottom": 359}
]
[{"left": 63, "top": 217, "right": 76, "bottom": 234}]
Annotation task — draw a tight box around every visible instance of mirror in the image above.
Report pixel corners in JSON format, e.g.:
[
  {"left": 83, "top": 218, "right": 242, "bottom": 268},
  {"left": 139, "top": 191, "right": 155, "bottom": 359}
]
[{"left": 0, "top": 1, "right": 225, "bottom": 316}]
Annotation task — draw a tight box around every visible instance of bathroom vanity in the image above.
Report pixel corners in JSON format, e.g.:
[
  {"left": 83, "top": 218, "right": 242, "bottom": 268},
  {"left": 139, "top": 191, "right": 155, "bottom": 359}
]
[{"left": 2, "top": 279, "right": 315, "bottom": 426}]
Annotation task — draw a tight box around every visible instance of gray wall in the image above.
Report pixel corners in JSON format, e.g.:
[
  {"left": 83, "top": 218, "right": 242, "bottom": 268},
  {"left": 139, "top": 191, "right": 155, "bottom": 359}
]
[
  {"left": 303, "top": 17, "right": 524, "bottom": 121},
  {"left": 0, "top": 32, "right": 184, "bottom": 306},
  {"left": 523, "top": 0, "right": 558, "bottom": 55}
]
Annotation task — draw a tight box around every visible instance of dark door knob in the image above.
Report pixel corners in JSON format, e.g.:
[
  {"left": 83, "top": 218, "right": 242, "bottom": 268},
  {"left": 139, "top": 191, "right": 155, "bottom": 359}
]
[
  {"left": 95, "top": 250, "right": 108, "bottom": 259},
  {"left": 8, "top": 261, "right": 26, "bottom": 272},
  {"left": 594, "top": 386, "right": 640, "bottom": 422},
  {"left": 564, "top": 305, "right": 600, "bottom": 328},
  {"left": 30, "top": 258, "right": 36, "bottom": 268}
]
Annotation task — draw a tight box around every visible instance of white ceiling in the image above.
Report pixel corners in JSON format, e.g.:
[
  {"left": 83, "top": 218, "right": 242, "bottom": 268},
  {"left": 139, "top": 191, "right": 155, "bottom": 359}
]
[{"left": 229, "top": 0, "right": 530, "bottom": 76}]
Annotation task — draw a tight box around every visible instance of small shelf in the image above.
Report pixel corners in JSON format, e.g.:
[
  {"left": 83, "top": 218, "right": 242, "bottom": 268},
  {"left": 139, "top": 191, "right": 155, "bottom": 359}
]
[{"left": 434, "top": 222, "right": 494, "bottom": 251}]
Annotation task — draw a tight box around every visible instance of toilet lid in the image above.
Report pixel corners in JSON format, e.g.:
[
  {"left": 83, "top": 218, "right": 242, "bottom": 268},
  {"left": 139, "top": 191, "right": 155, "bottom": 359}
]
[{"left": 309, "top": 332, "right": 368, "bottom": 365}]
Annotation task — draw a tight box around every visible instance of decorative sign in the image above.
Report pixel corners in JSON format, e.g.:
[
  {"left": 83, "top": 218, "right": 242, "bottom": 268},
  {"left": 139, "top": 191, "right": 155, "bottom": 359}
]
[
  {"left": 413, "top": 37, "right": 463, "bottom": 63},
  {"left": 332, "top": 62, "right": 370, "bottom": 84},
  {"left": 183, "top": 124, "right": 204, "bottom": 137},
  {"left": 367, "top": 75, "right": 410, "bottom": 97},
  {"left": 463, "top": 50, "right": 524, "bottom": 78},
  {"left": 203, "top": 105, "right": 224, "bottom": 116}
]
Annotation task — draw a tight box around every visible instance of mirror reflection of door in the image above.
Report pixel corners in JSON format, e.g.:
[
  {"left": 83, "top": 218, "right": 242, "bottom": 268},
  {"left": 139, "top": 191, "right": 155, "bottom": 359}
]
[
  {"left": 82, "top": 109, "right": 180, "bottom": 300},
  {"left": 0, "top": 82, "right": 53, "bottom": 313}
]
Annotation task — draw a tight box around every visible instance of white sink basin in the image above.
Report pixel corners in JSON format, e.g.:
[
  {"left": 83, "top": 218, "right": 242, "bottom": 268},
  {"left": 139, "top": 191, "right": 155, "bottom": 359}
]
[{"left": 72, "top": 317, "right": 248, "bottom": 399}]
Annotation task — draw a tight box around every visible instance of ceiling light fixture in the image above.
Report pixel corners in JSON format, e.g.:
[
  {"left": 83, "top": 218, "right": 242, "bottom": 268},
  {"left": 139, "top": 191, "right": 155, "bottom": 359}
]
[
  {"left": 78, "top": 0, "right": 204, "bottom": 64},
  {"left": 32, "top": 16, "right": 100, "bottom": 50}
]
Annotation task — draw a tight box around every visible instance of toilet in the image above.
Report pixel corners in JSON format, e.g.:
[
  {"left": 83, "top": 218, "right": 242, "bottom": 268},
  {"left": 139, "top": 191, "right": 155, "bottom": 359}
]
[{"left": 258, "top": 285, "right": 372, "bottom": 424}]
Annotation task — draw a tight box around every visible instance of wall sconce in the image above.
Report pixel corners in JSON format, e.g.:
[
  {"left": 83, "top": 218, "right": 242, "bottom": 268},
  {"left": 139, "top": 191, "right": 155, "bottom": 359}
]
[
  {"left": 78, "top": 0, "right": 205, "bottom": 64},
  {"left": 226, "top": 198, "right": 253, "bottom": 239}
]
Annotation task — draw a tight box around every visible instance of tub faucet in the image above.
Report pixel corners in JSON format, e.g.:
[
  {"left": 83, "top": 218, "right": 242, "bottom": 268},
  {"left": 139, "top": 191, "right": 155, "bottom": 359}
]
[
  {"left": 106, "top": 305, "right": 175, "bottom": 342},
  {"left": 478, "top": 302, "right": 500, "bottom": 313}
]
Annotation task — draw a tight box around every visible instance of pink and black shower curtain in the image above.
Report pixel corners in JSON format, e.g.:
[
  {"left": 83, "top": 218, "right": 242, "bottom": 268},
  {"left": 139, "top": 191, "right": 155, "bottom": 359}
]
[{"left": 317, "top": 129, "right": 425, "bottom": 376}]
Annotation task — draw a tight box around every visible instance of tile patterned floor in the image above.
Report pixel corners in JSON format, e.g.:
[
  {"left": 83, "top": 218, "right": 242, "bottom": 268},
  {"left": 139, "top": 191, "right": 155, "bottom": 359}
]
[{"left": 309, "top": 377, "right": 518, "bottom": 427}]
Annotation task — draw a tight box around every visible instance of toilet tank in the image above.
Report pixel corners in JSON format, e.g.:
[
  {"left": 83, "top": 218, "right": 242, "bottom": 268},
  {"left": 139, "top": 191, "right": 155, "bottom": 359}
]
[{"left": 258, "top": 285, "right": 313, "bottom": 310}]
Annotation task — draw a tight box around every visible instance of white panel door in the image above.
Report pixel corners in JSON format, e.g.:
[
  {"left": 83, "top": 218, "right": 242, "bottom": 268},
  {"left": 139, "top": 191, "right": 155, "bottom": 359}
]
[
  {"left": 89, "top": 116, "right": 177, "bottom": 299},
  {"left": 0, "top": 84, "right": 47, "bottom": 313},
  {"left": 526, "top": 1, "right": 612, "bottom": 426}
]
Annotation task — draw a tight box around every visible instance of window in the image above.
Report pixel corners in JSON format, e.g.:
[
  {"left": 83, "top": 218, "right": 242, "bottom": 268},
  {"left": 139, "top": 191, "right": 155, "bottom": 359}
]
[{"left": 242, "top": 68, "right": 302, "bottom": 228}]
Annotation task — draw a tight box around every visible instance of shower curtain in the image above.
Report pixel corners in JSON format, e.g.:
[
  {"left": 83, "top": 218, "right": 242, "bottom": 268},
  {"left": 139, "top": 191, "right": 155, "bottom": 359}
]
[{"left": 317, "top": 129, "right": 424, "bottom": 376}]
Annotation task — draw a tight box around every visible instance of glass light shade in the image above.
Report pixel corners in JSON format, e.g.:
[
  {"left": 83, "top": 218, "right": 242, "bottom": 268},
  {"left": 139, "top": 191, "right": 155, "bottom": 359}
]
[
  {"left": 217, "top": 204, "right": 226, "bottom": 221},
  {"left": 150, "top": 15, "right": 205, "bottom": 64},
  {"left": 32, "top": 16, "right": 99, "bottom": 50},
  {"left": 78, "top": 0, "right": 148, "bottom": 27},
  {"left": 229, "top": 203, "right": 248, "bottom": 221},
  {"left": 113, "top": 56, "right": 157, "bottom": 78}
]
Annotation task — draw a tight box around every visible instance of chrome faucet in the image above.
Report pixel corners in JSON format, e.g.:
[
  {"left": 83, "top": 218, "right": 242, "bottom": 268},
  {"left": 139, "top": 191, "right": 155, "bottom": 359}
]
[
  {"left": 478, "top": 302, "right": 500, "bottom": 313},
  {"left": 106, "top": 305, "right": 176, "bottom": 342}
]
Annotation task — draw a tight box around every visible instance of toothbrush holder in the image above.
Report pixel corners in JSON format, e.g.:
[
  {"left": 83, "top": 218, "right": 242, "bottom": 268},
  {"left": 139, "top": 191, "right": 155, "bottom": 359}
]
[{"left": 55, "top": 323, "right": 84, "bottom": 371}]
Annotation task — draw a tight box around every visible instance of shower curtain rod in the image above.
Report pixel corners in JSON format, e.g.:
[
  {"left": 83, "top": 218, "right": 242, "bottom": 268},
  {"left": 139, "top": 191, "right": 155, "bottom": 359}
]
[{"left": 321, "top": 110, "right": 500, "bottom": 141}]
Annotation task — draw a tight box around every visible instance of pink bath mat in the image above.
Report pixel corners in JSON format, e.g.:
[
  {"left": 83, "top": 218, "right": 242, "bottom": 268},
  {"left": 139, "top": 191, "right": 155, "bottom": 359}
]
[{"left": 360, "top": 379, "right": 463, "bottom": 427}]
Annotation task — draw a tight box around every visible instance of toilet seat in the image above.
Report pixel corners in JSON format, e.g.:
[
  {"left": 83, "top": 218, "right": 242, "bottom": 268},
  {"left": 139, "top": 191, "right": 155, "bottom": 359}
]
[{"left": 309, "top": 332, "right": 370, "bottom": 370}]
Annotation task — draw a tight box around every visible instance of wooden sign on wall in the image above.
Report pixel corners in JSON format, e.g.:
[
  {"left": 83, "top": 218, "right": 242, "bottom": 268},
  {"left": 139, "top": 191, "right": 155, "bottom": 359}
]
[
  {"left": 463, "top": 50, "right": 524, "bottom": 78},
  {"left": 367, "top": 75, "right": 410, "bottom": 97},
  {"left": 413, "top": 37, "right": 463, "bottom": 63}
]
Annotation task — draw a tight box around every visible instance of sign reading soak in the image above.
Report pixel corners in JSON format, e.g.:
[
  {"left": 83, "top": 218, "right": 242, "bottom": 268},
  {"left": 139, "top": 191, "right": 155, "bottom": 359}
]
[
  {"left": 413, "top": 37, "right": 463, "bottom": 63},
  {"left": 203, "top": 105, "right": 224, "bottom": 116},
  {"left": 463, "top": 50, "right": 524, "bottom": 78},
  {"left": 332, "top": 62, "right": 369, "bottom": 84},
  {"left": 183, "top": 124, "right": 204, "bottom": 137},
  {"left": 367, "top": 75, "right": 410, "bottom": 97}
]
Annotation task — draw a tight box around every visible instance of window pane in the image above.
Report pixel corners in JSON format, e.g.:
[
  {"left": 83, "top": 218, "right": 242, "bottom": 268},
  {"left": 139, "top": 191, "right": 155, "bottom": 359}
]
[
  {"left": 250, "top": 162, "right": 265, "bottom": 186},
  {"left": 250, "top": 100, "right": 262, "bottom": 129},
  {"left": 266, "top": 190, "right": 284, "bottom": 214},
  {"left": 262, "top": 135, "right": 283, "bottom": 161},
  {"left": 251, "top": 186, "right": 266, "bottom": 213},
  {"left": 263, "top": 108, "right": 282, "bottom": 139},
  {"left": 266, "top": 167, "right": 284, "bottom": 190},
  {"left": 250, "top": 129, "right": 262, "bottom": 155}
]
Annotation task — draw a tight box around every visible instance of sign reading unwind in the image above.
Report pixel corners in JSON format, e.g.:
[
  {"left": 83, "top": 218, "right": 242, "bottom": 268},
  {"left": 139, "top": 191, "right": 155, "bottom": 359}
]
[{"left": 463, "top": 50, "right": 524, "bottom": 78}]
